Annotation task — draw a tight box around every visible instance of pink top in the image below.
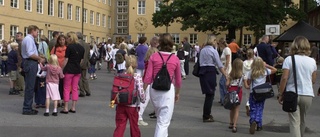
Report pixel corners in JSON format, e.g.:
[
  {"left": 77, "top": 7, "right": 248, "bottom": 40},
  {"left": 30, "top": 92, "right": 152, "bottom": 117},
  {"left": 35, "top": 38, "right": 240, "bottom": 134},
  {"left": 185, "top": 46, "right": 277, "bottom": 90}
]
[
  {"left": 40, "top": 64, "right": 64, "bottom": 84},
  {"left": 143, "top": 52, "right": 182, "bottom": 88}
]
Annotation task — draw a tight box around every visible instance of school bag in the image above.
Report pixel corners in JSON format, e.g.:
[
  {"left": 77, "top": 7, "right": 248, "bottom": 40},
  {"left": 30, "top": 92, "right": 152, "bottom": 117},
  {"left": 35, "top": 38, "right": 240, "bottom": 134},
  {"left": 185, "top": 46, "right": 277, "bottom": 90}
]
[
  {"left": 89, "top": 52, "right": 98, "bottom": 65},
  {"left": 152, "top": 52, "right": 173, "bottom": 91},
  {"left": 110, "top": 73, "right": 137, "bottom": 106}
]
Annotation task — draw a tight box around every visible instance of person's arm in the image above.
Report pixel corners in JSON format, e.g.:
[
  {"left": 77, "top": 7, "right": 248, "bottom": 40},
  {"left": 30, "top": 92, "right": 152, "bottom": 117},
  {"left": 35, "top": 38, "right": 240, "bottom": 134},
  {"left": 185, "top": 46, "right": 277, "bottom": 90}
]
[
  {"left": 174, "top": 58, "right": 182, "bottom": 102},
  {"left": 135, "top": 74, "right": 146, "bottom": 103},
  {"left": 226, "top": 76, "right": 230, "bottom": 86},
  {"left": 265, "top": 63, "right": 277, "bottom": 74},
  {"left": 143, "top": 55, "right": 154, "bottom": 91},
  {"left": 244, "top": 79, "right": 251, "bottom": 89},
  {"left": 278, "top": 68, "right": 289, "bottom": 104}
]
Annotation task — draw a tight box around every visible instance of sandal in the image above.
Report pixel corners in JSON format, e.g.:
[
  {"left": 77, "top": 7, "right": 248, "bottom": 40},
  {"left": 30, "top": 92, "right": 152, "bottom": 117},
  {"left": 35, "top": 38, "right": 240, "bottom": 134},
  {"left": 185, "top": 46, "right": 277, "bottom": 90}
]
[
  {"left": 232, "top": 126, "right": 237, "bottom": 133},
  {"left": 229, "top": 123, "right": 234, "bottom": 129}
]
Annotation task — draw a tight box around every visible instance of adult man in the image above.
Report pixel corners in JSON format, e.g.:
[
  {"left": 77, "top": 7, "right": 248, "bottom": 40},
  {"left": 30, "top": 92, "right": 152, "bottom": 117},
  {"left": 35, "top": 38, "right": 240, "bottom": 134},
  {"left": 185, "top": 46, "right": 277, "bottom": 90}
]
[
  {"left": 15, "top": 32, "right": 25, "bottom": 95},
  {"left": 21, "top": 25, "right": 45, "bottom": 115},
  {"left": 228, "top": 39, "right": 240, "bottom": 62},
  {"left": 257, "top": 35, "right": 274, "bottom": 66},
  {"left": 182, "top": 37, "right": 191, "bottom": 75},
  {"left": 76, "top": 32, "right": 91, "bottom": 97},
  {"left": 48, "top": 31, "right": 59, "bottom": 51},
  {"left": 310, "top": 43, "right": 319, "bottom": 62}
]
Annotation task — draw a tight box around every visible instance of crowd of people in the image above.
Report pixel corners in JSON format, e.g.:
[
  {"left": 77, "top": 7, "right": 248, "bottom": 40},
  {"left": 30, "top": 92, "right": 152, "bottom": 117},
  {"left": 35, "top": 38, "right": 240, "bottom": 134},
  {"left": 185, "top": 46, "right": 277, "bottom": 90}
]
[{"left": 0, "top": 24, "right": 318, "bottom": 137}]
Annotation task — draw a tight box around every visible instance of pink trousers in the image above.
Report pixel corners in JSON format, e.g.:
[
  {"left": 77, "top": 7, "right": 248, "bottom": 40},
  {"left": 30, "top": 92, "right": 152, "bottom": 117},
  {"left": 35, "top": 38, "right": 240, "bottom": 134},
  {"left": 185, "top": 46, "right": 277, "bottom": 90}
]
[{"left": 63, "top": 73, "right": 81, "bottom": 102}]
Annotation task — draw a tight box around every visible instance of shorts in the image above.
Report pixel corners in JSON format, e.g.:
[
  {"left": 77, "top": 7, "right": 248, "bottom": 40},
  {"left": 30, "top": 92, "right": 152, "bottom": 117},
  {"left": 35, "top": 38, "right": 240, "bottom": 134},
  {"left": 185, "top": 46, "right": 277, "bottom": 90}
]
[{"left": 9, "top": 71, "right": 18, "bottom": 81}]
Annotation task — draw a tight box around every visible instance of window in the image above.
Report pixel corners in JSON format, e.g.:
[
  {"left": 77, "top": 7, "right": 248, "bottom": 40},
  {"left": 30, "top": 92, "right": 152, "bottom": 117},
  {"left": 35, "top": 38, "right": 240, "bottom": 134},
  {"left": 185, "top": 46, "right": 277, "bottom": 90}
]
[
  {"left": 37, "top": 0, "right": 43, "bottom": 13},
  {"left": 155, "top": 0, "right": 161, "bottom": 12},
  {"left": 11, "top": 0, "right": 19, "bottom": 8},
  {"left": 117, "top": 28, "right": 127, "bottom": 34},
  {"left": 108, "top": 0, "right": 111, "bottom": 6},
  {"left": 76, "top": 6, "right": 81, "bottom": 22},
  {"left": 90, "top": 10, "right": 94, "bottom": 25},
  {"left": 243, "top": 34, "right": 252, "bottom": 45},
  {"left": 117, "top": 21, "right": 127, "bottom": 27},
  {"left": 102, "top": 0, "right": 106, "bottom": 4},
  {"left": 83, "top": 9, "right": 87, "bottom": 23},
  {"left": 48, "top": 0, "right": 54, "bottom": 16},
  {"left": 172, "top": 33, "right": 180, "bottom": 44},
  {"left": 23, "top": 27, "right": 28, "bottom": 37},
  {"left": 0, "top": 0, "right": 3, "bottom": 5},
  {"left": 58, "top": 1, "right": 64, "bottom": 18},
  {"left": 117, "top": 1, "right": 128, "bottom": 6},
  {"left": 96, "top": 0, "right": 100, "bottom": 2},
  {"left": 25, "top": 0, "right": 31, "bottom": 11},
  {"left": 96, "top": 37, "right": 100, "bottom": 43},
  {"left": 108, "top": 16, "right": 111, "bottom": 29},
  {"left": 83, "top": 35, "right": 87, "bottom": 42},
  {"left": 117, "top": 8, "right": 128, "bottom": 13},
  {"left": 10, "top": 25, "right": 18, "bottom": 37},
  {"left": 189, "top": 34, "right": 198, "bottom": 44},
  {"left": 48, "top": 30, "right": 53, "bottom": 40},
  {"left": 138, "top": 1, "right": 146, "bottom": 15},
  {"left": 36, "top": 29, "right": 43, "bottom": 42},
  {"left": 0, "top": 24, "right": 4, "bottom": 40},
  {"left": 67, "top": 4, "right": 72, "bottom": 20},
  {"left": 117, "top": 15, "right": 127, "bottom": 20},
  {"left": 102, "top": 38, "right": 105, "bottom": 42},
  {"left": 96, "top": 12, "right": 100, "bottom": 26},
  {"left": 137, "top": 33, "right": 145, "bottom": 41},
  {"left": 102, "top": 14, "right": 106, "bottom": 27}
]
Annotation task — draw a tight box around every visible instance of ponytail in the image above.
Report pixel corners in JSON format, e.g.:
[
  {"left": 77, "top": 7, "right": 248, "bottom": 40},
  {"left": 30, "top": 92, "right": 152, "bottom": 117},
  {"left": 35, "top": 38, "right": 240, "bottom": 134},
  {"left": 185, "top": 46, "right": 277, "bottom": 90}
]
[{"left": 126, "top": 66, "right": 134, "bottom": 75}]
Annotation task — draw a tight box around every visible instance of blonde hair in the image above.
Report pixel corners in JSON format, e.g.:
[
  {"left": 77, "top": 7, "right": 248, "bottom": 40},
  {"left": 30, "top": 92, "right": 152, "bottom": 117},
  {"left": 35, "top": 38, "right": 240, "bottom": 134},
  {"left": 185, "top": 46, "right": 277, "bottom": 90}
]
[
  {"left": 66, "top": 32, "right": 79, "bottom": 44},
  {"left": 10, "top": 42, "right": 19, "bottom": 49},
  {"left": 276, "top": 56, "right": 284, "bottom": 64},
  {"left": 251, "top": 57, "right": 265, "bottom": 80},
  {"left": 119, "top": 43, "right": 128, "bottom": 50},
  {"left": 125, "top": 55, "right": 137, "bottom": 75},
  {"left": 246, "top": 49, "right": 254, "bottom": 59},
  {"left": 229, "top": 58, "right": 243, "bottom": 80},
  {"left": 48, "top": 54, "right": 59, "bottom": 66},
  {"left": 290, "top": 36, "right": 311, "bottom": 56},
  {"left": 144, "top": 47, "right": 159, "bottom": 61}
]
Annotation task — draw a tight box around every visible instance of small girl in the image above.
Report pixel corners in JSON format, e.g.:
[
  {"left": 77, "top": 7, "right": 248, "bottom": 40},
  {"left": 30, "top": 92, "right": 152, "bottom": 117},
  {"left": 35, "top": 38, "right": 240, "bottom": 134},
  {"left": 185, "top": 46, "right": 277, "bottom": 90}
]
[
  {"left": 1, "top": 44, "right": 9, "bottom": 77},
  {"left": 244, "top": 57, "right": 276, "bottom": 134},
  {"left": 113, "top": 55, "right": 145, "bottom": 137},
  {"left": 226, "top": 58, "right": 244, "bottom": 133},
  {"left": 105, "top": 47, "right": 113, "bottom": 73},
  {"left": 243, "top": 49, "right": 254, "bottom": 116},
  {"left": 89, "top": 45, "right": 98, "bottom": 79},
  {"left": 40, "top": 54, "right": 64, "bottom": 116}
]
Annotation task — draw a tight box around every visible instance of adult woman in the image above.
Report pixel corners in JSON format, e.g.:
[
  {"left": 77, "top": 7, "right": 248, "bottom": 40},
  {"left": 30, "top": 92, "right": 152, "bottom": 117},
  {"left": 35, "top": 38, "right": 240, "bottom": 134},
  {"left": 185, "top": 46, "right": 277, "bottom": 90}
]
[
  {"left": 143, "top": 33, "right": 181, "bottom": 137},
  {"left": 51, "top": 35, "right": 67, "bottom": 107},
  {"left": 199, "top": 35, "right": 227, "bottom": 122},
  {"left": 278, "top": 36, "right": 317, "bottom": 137},
  {"left": 38, "top": 35, "right": 49, "bottom": 60},
  {"left": 218, "top": 38, "right": 232, "bottom": 106},
  {"left": 135, "top": 36, "right": 148, "bottom": 77},
  {"left": 60, "top": 32, "right": 84, "bottom": 114}
]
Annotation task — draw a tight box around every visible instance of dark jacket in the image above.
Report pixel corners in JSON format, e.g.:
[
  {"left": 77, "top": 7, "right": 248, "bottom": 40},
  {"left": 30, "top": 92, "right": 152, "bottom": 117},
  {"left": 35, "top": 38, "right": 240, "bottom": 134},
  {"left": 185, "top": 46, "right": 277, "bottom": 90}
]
[{"left": 257, "top": 42, "right": 274, "bottom": 66}]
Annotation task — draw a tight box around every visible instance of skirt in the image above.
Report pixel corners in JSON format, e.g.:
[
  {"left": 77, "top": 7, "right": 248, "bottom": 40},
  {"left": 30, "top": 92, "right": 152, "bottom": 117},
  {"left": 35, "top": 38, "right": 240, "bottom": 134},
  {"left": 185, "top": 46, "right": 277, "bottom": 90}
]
[{"left": 46, "top": 82, "right": 61, "bottom": 100}]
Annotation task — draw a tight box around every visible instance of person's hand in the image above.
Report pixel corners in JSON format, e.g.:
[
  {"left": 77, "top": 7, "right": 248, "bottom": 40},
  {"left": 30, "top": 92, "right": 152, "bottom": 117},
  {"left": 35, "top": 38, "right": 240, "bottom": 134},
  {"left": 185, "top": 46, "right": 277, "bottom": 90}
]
[
  {"left": 39, "top": 58, "right": 45, "bottom": 64},
  {"left": 278, "top": 94, "right": 283, "bottom": 105},
  {"left": 175, "top": 94, "right": 180, "bottom": 103}
]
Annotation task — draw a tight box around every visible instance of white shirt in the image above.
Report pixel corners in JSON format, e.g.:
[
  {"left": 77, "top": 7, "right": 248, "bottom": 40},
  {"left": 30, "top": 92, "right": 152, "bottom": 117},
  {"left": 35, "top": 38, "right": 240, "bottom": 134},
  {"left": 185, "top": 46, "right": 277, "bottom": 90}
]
[
  {"left": 243, "top": 59, "right": 253, "bottom": 79},
  {"left": 283, "top": 55, "right": 316, "bottom": 97},
  {"left": 220, "top": 47, "right": 232, "bottom": 74},
  {"left": 127, "top": 44, "right": 134, "bottom": 50},
  {"left": 111, "top": 48, "right": 119, "bottom": 60},
  {"left": 247, "top": 69, "right": 271, "bottom": 93}
]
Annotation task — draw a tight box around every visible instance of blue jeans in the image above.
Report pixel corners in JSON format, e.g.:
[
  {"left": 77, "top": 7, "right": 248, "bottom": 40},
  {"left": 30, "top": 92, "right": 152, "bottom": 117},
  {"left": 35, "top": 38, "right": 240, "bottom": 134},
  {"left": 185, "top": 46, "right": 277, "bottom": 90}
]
[
  {"left": 88, "top": 64, "right": 96, "bottom": 74},
  {"left": 1, "top": 60, "right": 8, "bottom": 75},
  {"left": 22, "top": 60, "right": 38, "bottom": 112},
  {"left": 219, "top": 75, "right": 227, "bottom": 104}
]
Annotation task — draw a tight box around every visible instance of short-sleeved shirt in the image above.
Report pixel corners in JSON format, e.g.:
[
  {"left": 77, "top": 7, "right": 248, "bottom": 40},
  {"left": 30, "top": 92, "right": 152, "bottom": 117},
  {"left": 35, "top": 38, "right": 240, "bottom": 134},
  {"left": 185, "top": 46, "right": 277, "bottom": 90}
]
[
  {"left": 220, "top": 47, "right": 232, "bottom": 74},
  {"left": 64, "top": 43, "right": 85, "bottom": 74},
  {"left": 21, "top": 34, "right": 38, "bottom": 58},
  {"left": 247, "top": 69, "right": 271, "bottom": 93},
  {"left": 282, "top": 55, "right": 316, "bottom": 97}
]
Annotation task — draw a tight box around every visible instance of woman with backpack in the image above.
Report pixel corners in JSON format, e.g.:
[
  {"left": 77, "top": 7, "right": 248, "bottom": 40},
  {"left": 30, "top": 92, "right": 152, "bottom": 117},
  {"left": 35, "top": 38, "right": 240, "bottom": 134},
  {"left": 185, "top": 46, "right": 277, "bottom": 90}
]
[{"left": 143, "top": 33, "right": 181, "bottom": 137}]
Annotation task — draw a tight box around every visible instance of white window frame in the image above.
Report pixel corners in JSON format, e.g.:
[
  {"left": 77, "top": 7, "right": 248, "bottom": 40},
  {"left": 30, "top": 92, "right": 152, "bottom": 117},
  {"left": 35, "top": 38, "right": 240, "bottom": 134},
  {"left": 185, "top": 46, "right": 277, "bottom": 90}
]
[
  {"left": 189, "top": 34, "right": 198, "bottom": 44},
  {"left": 37, "top": 0, "right": 43, "bottom": 13},
  {"left": 108, "top": 16, "right": 111, "bottom": 29},
  {"left": 117, "top": 15, "right": 127, "bottom": 20},
  {"left": 24, "top": 27, "right": 28, "bottom": 38},
  {"left": 48, "top": 0, "right": 54, "bottom": 16},
  {"left": 102, "top": 0, "right": 106, "bottom": 4},
  {"left": 137, "top": 1, "right": 146, "bottom": 15},
  {"left": 36, "top": 29, "right": 43, "bottom": 42},
  {"left": 76, "top": 6, "right": 81, "bottom": 22},
  {"left": 172, "top": 33, "right": 180, "bottom": 44},
  {"left": 48, "top": 30, "right": 53, "bottom": 40},
  {"left": 102, "top": 14, "right": 106, "bottom": 27},
  {"left": 155, "top": 0, "right": 161, "bottom": 12},
  {"left": 11, "top": 0, "right": 19, "bottom": 8},
  {"left": 0, "top": 0, "right": 4, "bottom": 6},
  {"left": 25, "top": 0, "right": 32, "bottom": 11},
  {"left": 67, "top": 4, "right": 73, "bottom": 20},
  {"left": 90, "top": 10, "right": 94, "bottom": 25},
  {"left": 58, "top": 1, "right": 64, "bottom": 18},
  {"left": 83, "top": 35, "right": 87, "bottom": 42},
  {"left": 10, "top": 25, "right": 19, "bottom": 37},
  {"left": 117, "top": 21, "right": 127, "bottom": 27},
  {"left": 0, "top": 24, "right": 4, "bottom": 40},
  {"left": 83, "top": 9, "right": 87, "bottom": 23},
  {"left": 96, "top": 12, "right": 100, "bottom": 26},
  {"left": 108, "top": 0, "right": 111, "bottom": 6},
  {"left": 243, "top": 34, "right": 252, "bottom": 45}
]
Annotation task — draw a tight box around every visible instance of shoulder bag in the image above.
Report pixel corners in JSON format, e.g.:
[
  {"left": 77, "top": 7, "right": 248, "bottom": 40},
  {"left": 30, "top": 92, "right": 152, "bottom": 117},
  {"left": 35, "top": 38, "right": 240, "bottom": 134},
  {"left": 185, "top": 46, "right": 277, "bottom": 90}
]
[
  {"left": 282, "top": 55, "right": 298, "bottom": 112},
  {"left": 192, "top": 52, "right": 200, "bottom": 77},
  {"left": 252, "top": 69, "right": 275, "bottom": 102},
  {"left": 223, "top": 77, "right": 243, "bottom": 110}
]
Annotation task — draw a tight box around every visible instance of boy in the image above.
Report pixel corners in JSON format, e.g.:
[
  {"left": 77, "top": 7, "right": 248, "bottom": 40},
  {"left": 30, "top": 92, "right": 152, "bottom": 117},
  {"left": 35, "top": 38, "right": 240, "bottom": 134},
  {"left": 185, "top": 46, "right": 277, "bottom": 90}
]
[
  {"left": 274, "top": 56, "right": 284, "bottom": 98},
  {"left": 7, "top": 42, "right": 19, "bottom": 95}
]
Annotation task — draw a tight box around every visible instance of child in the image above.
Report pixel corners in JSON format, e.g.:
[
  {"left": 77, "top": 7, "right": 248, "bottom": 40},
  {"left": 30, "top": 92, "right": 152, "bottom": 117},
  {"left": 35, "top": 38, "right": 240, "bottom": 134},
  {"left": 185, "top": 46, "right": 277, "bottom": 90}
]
[
  {"left": 89, "top": 45, "right": 98, "bottom": 79},
  {"left": 274, "top": 57, "right": 284, "bottom": 98},
  {"left": 1, "top": 44, "right": 9, "bottom": 77},
  {"left": 243, "top": 49, "right": 254, "bottom": 116},
  {"left": 176, "top": 44, "right": 188, "bottom": 80},
  {"left": 244, "top": 57, "right": 277, "bottom": 134},
  {"left": 115, "top": 53, "right": 126, "bottom": 73},
  {"left": 35, "top": 55, "right": 47, "bottom": 108},
  {"left": 226, "top": 58, "right": 244, "bottom": 133},
  {"left": 105, "top": 47, "right": 113, "bottom": 73},
  {"left": 7, "top": 42, "right": 19, "bottom": 95},
  {"left": 113, "top": 55, "right": 145, "bottom": 137},
  {"left": 40, "top": 54, "right": 64, "bottom": 116}
]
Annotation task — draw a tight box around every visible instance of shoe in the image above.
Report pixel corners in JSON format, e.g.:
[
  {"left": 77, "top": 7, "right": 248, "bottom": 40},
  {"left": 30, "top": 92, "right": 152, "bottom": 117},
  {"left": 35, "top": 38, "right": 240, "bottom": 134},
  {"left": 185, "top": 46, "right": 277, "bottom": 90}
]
[
  {"left": 5, "top": 74, "right": 9, "bottom": 77},
  {"left": 229, "top": 123, "right": 234, "bottom": 129},
  {"left": 149, "top": 112, "right": 156, "bottom": 116},
  {"left": 86, "top": 93, "right": 91, "bottom": 96},
  {"left": 60, "top": 110, "right": 68, "bottom": 114},
  {"left": 68, "top": 109, "right": 76, "bottom": 113},
  {"left": 246, "top": 106, "right": 250, "bottom": 117},
  {"left": 232, "top": 126, "right": 237, "bottom": 133},
  {"left": 203, "top": 115, "right": 214, "bottom": 122},
  {"left": 150, "top": 115, "right": 157, "bottom": 119},
  {"left": 52, "top": 112, "right": 58, "bottom": 116},
  {"left": 44, "top": 112, "right": 49, "bottom": 116},
  {"left": 79, "top": 94, "right": 85, "bottom": 97},
  {"left": 22, "top": 109, "right": 38, "bottom": 115},
  {"left": 138, "top": 120, "right": 148, "bottom": 126},
  {"left": 250, "top": 121, "right": 257, "bottom": 134},
  {"left": 1, "top": 75, "right": 3, "bottom": 77},
  {"left": 256, "top": 126, "right": 263, "bottom": 131}
]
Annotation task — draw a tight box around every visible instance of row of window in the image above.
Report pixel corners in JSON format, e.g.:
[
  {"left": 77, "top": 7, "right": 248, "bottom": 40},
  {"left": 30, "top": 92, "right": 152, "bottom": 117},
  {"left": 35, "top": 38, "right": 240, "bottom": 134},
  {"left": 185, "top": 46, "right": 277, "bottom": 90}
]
[{"left": 115, "top": 0, "right": 161, "bottom": 14}]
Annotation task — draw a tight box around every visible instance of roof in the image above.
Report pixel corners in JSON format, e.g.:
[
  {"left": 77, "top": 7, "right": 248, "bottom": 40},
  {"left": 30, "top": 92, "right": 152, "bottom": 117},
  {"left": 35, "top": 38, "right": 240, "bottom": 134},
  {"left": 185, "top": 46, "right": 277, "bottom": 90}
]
[{"left": 273, "top": 20, "right": 320, "bottom": 42}]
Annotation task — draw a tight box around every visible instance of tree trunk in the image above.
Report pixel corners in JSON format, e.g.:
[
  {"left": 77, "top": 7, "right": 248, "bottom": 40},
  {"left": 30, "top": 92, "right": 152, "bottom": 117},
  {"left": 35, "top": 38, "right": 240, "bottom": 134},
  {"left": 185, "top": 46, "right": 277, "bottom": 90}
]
[{"left": 227, "top": 27, "right": 236, "bottom": 43}]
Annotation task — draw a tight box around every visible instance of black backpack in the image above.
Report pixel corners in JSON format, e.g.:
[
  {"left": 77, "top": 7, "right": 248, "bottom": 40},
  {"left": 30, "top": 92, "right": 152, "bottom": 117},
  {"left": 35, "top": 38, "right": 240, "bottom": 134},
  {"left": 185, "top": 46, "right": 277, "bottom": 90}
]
[
  {"left": 89, "top": 52, "right": 98, "bottom": 65},
  {"left": 152, "top": 52, "right": 173, "bottom": 91}
]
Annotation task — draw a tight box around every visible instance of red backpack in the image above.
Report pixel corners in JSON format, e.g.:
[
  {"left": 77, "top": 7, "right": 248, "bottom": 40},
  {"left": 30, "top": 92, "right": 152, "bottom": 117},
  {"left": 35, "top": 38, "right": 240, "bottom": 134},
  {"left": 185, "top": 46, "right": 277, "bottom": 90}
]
[{"left": 110, "top": 74, "right": 137, "bottom": 107}]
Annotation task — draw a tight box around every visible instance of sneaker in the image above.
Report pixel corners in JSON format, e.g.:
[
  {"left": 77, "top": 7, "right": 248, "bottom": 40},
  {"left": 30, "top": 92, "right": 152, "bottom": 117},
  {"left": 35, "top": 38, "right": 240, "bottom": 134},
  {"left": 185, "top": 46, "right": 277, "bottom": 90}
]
[
  {"left": 138, "top": 120, "right": 148, "bottom": 126},
  {"left": 22, "top": 109, "right": 38, "bottom": 115},
  {"left": 5, "top": 74, "right": 9, "bottom": 77},
  {"left": 250, "top": 121, "right": 257, "bottom": 134},
  {"left": 52, "top": 112, "right": 58, "bottom": 116}
]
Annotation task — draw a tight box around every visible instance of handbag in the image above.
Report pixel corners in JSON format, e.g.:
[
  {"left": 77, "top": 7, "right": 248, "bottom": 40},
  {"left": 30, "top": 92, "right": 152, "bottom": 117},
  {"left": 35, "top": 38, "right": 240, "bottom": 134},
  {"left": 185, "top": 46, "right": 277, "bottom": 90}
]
[
  {"left": 282, "top": 55, "right": 298, "bottom": 112},
  {"left": 223, "top": 77, "right": 243, "bottom": 110},
  {"left": 252, "top": 69, "right": 274, "bottom": 102},
  {"left": 192, "top": 52, "right": 200, "bottom": 77}
]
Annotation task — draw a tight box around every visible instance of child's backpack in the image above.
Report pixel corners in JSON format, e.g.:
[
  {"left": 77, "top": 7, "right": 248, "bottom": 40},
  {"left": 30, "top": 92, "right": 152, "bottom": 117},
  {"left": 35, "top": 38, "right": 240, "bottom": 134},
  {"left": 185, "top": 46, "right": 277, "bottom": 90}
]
[
  {"left": 89, "top": 52, "right": 98, "bottom": 65},
  {"left": 115, "top": 53, "right": 124, "bottom": 64},
  {"left": 110, "top": 73, "right": 137, "bottom": 106},
  {"left": 152, "top": 52, "right": 173, "bottom": 91}
]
